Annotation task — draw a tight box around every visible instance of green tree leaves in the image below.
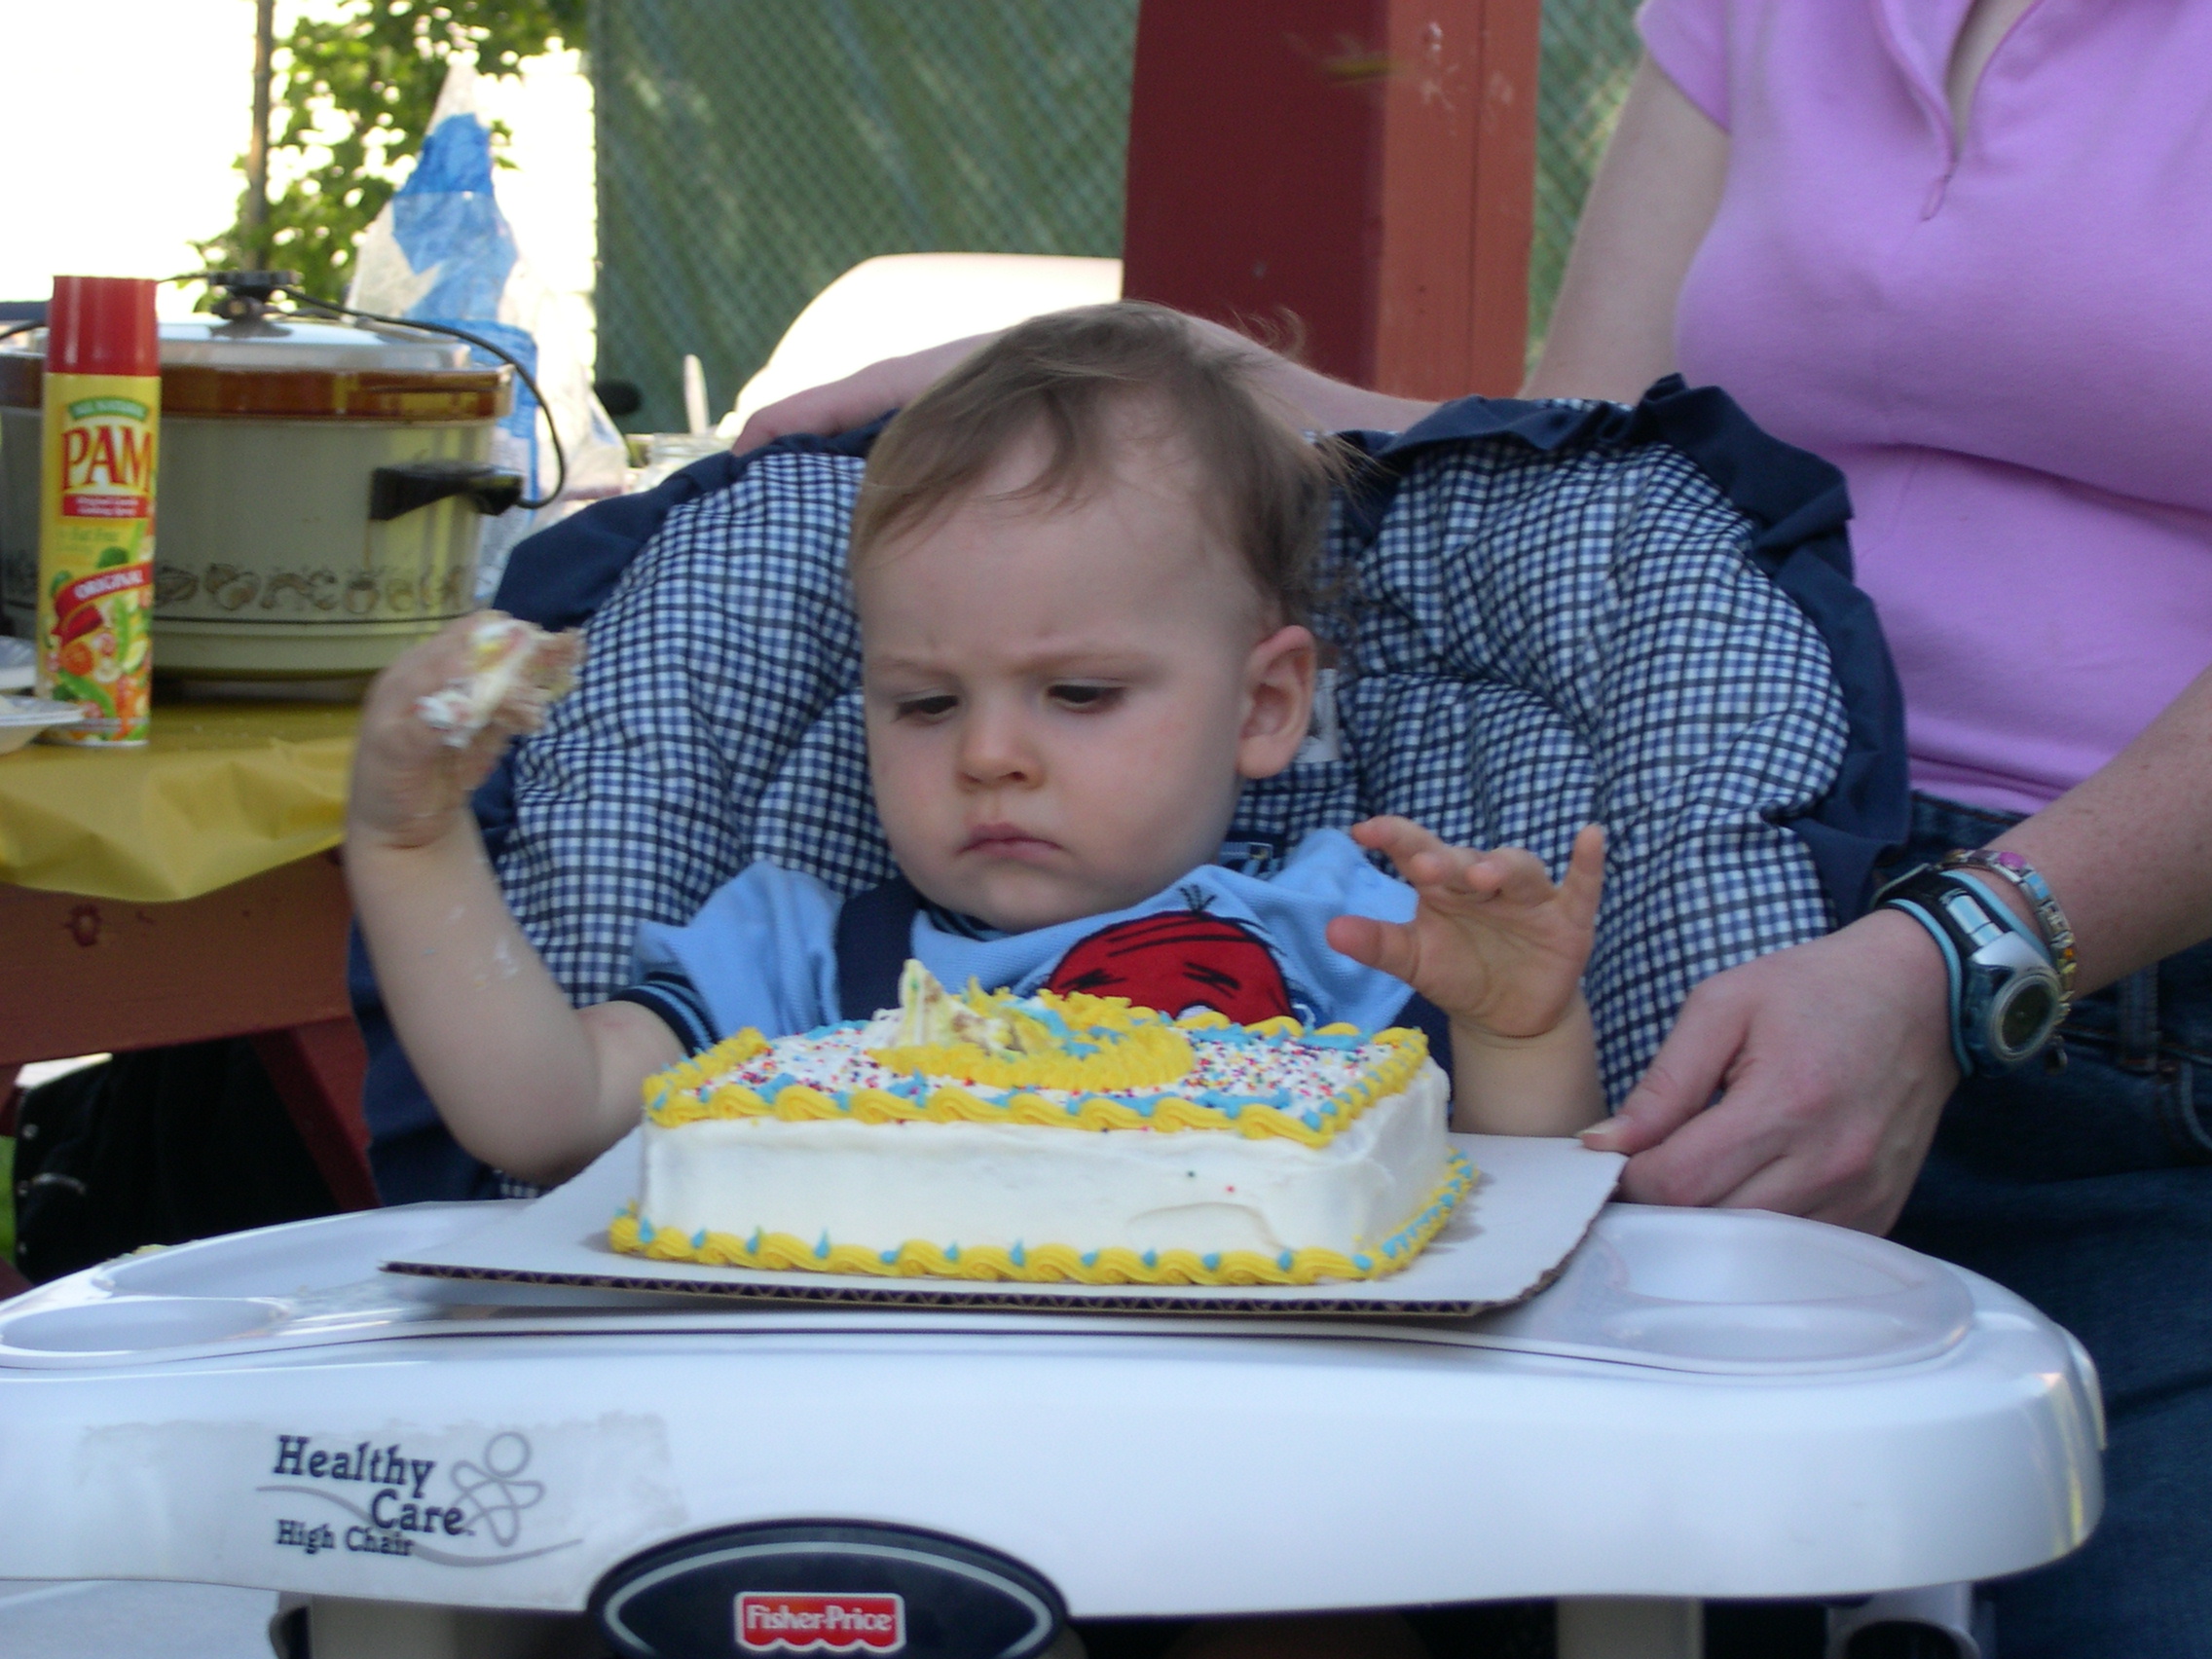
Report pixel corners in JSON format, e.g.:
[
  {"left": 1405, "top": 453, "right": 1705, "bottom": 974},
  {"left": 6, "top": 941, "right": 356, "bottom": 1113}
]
[{"left": 195, "top": 0, "right": 586, "bottom": 302}]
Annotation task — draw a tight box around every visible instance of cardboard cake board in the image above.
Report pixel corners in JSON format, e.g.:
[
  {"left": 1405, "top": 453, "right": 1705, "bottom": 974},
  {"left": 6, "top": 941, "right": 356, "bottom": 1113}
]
[{"left": 387, "top": 1132, "right": 1624, "bottom": 1317}]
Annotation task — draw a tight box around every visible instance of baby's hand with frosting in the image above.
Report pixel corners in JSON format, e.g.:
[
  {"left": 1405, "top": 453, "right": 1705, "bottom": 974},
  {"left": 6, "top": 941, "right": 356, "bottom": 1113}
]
[
  {"left": 350, "top": 613, "right": 581, "bottom": 854},
  {"left": 414, "top": 613, "right": 581, "bottom": 747}
]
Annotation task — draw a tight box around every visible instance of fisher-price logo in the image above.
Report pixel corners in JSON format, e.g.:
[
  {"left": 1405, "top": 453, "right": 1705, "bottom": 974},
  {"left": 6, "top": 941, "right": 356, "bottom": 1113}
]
[{"left": 737, "top": 1592, "right": 905, "bottom": 1653}]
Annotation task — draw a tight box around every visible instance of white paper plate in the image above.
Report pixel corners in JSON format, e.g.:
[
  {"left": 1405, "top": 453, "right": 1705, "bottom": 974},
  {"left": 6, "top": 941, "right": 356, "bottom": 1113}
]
[{"left": 0, "top": 693, "right": 86, "bottom": 753}]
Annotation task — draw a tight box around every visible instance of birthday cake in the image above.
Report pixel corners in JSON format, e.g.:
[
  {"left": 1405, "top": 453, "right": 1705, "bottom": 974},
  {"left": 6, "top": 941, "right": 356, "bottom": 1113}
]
[{"left": 609, "top": 962, "right": 1471, "bottom": 1285}]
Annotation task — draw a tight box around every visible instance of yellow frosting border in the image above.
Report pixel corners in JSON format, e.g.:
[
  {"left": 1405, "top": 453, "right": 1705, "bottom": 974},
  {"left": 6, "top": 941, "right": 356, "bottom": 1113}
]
[
  {"left": 608, "top": 1150, "right": 1473, "bottom": 1286},
  {"left": 645, "top": 1019, "right": 1429, "bottom": 1151}
]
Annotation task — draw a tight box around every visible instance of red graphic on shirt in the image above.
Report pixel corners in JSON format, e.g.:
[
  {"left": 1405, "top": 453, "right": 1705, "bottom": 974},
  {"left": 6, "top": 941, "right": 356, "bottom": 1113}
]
[{"left": 1045, "top": 892, "right": 1294, "bottom": 1025}]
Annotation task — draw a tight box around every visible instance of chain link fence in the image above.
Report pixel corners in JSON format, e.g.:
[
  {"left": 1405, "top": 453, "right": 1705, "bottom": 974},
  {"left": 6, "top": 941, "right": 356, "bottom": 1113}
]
[
  {"left": 590, "top": 1, "right": 1640, "bottom": 430},
  {"left": 590, "top": 0, "right": 1136, "bottom": 434},
  {"left": 1530, "top": 0, "right": 1643, "bottom": 365}
]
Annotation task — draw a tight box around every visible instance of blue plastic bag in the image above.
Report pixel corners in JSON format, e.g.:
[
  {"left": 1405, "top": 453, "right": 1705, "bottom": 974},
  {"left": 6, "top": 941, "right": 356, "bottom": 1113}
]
[{"left": 349, "top": 63, "right": 625, "bottom": 597}]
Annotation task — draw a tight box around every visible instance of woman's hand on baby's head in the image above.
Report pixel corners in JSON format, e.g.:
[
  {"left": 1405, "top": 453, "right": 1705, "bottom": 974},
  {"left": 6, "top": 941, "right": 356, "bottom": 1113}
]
[
  {"left": 1328, "top": 818, "right": 1604, "bottom": 1040},
  {"left": 349, "top": 614, "right": 535, "bottom": 854},
  {"left": 728, "top": 331, "right": 998, "bottom": 454}
]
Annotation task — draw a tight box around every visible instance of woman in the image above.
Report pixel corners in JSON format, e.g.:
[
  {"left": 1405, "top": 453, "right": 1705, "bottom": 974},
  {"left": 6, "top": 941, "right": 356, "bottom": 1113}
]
[
  {"left": 1540, "top": 7, "right": 2212, "bottom": 1651},
  {"left": 739, "top": 5, "right": 2212, "bottom": 1647}
]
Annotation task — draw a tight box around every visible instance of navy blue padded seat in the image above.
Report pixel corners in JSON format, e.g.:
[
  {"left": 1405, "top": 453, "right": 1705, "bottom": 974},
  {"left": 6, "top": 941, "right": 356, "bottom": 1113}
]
[{"left": 351, "top": 378, "right": 1907, "bottom": 1203}]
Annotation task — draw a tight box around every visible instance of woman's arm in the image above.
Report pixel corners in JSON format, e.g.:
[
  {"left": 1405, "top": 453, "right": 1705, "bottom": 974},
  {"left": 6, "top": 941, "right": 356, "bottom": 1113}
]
[
  {"left": 1989, "top": 663, "right": 2212, "bottom": 985},
  {"left": 1200, "top": 320, "right": 1438, "bottom": 434},
  {"left": 1590, "top": 660, "right": 2212, "bottom": 1230},
  {"left": 1521, "top": 55, "right": 1730, "bottom": 401},
  {"left": 729, "top": 316, "right": 1440, "bottom": 453}
]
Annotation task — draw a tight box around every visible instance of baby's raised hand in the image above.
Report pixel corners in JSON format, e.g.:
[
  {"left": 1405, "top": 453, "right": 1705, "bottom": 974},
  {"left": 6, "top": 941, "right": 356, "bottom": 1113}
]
[
  {"left": 1326, "top": 818, "right": 1604, "bottom": 1040},
  {"left": 349, "top": 614, "right": 577, "bottom": 853}
]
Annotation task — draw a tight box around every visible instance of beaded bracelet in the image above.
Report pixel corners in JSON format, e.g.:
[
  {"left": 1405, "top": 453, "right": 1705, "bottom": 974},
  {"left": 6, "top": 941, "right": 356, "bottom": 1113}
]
[{"left": 1937, "top": 848, "right": 2078, "bottom": 1011}]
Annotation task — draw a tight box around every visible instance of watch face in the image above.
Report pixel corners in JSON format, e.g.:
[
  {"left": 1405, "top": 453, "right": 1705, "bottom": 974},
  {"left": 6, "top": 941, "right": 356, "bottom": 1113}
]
[{"left": 1997, "top": 977, "right": 2060, "bottom": 1057}]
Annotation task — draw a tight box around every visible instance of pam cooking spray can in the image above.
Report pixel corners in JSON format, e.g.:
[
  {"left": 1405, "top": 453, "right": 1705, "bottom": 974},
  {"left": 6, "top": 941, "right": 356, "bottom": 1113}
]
[{"left": 36, "top": 275, "right": 159, "bottom": 746}]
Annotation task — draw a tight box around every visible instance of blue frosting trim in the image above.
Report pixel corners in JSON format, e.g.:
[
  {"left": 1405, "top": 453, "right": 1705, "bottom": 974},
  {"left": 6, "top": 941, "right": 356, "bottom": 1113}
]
[{"left": 1372, "top": 1151, "right": 1474, "bottom": 1260}]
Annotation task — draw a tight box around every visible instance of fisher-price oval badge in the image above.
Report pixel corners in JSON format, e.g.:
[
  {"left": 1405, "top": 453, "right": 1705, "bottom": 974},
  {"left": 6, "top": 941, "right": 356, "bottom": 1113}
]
[
  {"left": 738, "top": 1591, "right": 905, "bottom": 1652},
  {"left": 593, "top": 1521, "right": 1062, "bottom": 1659}
]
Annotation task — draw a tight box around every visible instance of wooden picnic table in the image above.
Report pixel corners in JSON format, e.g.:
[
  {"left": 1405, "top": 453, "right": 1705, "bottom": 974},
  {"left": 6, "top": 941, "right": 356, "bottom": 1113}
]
[{"left": 0, "top": 697, "right": 376, "bottom": 1210}]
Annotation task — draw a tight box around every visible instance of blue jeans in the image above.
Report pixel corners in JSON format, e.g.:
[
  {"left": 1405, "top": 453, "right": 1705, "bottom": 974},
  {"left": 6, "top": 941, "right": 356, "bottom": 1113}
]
[{"left": 1887, "top": 794, "right": 2212, "bottom": 1658}]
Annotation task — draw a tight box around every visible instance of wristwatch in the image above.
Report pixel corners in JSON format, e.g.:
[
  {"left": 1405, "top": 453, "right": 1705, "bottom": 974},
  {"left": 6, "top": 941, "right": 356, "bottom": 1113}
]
[{"left": 1875, "top": 865, "right": 2068, "bottom": 1075}]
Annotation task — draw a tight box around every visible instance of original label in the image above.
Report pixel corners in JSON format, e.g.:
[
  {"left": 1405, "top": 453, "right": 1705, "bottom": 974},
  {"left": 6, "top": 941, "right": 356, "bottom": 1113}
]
[{"left": 737, "top": 1593, "right": 906, "bottom": 1654}]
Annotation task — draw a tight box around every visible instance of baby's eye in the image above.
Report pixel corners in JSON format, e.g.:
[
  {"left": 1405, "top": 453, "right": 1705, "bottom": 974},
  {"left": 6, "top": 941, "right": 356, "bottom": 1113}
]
[
  {"left": 893, "top": 693, "right": 958, "bottom": 721},
  {"left": 1049, "top": 682, "right": 1123, "bottom": 712}
]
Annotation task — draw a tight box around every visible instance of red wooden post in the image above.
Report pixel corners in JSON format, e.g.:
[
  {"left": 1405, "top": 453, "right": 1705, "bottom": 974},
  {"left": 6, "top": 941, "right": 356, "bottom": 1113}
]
[
  {"left": 250, "top": 1018, "right": 377, "bottom": 1213},
  {"left": 1375, "top": 0, "right": 1541, "bottom": 398},
  {"left": 1123, "top": 0, "right": 1539, "bottom": 400}
]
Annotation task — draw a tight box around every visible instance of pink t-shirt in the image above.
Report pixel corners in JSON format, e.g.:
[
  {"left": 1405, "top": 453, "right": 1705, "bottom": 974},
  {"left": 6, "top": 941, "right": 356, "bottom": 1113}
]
[{"left": 1639, "top": 0, "right": 2212, "bottom": 815}]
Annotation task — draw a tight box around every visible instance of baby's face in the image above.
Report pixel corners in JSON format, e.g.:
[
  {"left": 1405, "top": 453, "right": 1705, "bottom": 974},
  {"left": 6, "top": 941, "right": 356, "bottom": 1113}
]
[{"left": 855, "top": 434, "right": 1312, "bottom": 933}]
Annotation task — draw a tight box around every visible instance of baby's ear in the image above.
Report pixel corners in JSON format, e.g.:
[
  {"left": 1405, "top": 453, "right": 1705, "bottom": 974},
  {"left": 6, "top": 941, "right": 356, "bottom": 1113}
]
[{"left": 1237, "top": 624, "right": 1317, "bottom": 780}]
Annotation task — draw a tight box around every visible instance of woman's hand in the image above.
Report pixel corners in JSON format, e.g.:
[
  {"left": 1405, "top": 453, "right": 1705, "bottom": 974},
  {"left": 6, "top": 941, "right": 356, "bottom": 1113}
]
[
  {"left": 728, "top": 313, "right": 1444, "bottom": 454},
  {"left": 348, "top": 615, "right": 529, "bottom": 853},
  {"left": 1583, "top": 907, "right": 1961, "bottom": 1233},
  {"left": 727, "top": 332, "right": 999, "bottom": 454}
]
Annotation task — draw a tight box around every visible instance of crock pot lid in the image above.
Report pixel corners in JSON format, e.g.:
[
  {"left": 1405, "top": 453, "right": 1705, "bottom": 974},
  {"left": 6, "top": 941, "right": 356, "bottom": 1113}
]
[
  {"left": 160, "top": 317, "right": 471, "bottom": 370},
  {"left": 9, "top": 318, "right": 471, "bottom": 371}
]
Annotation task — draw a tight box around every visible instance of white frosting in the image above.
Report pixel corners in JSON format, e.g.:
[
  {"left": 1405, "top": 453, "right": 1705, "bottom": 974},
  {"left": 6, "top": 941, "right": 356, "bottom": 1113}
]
[
  {"left": 415, "top": 617, "right": 576, "bottom": 747},
  {"left": 636, "top": 1059, "right": 1453, "bottom": 1259}
]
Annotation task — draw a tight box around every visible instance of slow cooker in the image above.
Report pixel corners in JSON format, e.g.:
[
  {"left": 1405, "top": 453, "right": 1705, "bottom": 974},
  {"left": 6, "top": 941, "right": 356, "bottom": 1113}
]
[{"left": 0, "top": 313, "right": 517, "bottom": 678}]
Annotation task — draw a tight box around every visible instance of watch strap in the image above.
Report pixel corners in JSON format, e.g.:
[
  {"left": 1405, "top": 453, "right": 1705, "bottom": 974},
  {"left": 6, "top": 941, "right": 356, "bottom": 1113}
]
[
  {"left": 1875, "top": 864, "right": 2063, "bottom": 1076},
  {"left": 1936, "top": 848, "right": 2077, "bottom": 1011},
  {"left": 1875, "top": 867, "right": 1975, "bottom": 1075}
]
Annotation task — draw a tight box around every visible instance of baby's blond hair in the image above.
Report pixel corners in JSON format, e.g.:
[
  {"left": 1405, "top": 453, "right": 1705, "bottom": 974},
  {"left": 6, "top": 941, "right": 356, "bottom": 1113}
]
[{"left": 849, "top": 302, "right": 1343, "bottom": 626}]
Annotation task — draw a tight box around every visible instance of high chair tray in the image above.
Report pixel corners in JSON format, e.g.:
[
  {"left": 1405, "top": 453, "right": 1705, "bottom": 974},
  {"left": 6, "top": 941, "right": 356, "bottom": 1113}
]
[{"left": 0, "top": 1193, "right": 2102, "bottom": 1609}]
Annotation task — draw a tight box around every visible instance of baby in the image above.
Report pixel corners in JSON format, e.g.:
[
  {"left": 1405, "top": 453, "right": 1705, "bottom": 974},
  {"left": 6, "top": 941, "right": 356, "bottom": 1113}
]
[{"left": 348, "top": 303, "right": 1605, "bottom": 1185}]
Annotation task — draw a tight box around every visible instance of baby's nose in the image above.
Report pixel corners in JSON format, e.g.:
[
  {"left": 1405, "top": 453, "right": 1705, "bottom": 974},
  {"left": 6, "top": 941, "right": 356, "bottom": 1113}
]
[{"left": 957, "top": 706, "right": 1040, "bottom": 785}]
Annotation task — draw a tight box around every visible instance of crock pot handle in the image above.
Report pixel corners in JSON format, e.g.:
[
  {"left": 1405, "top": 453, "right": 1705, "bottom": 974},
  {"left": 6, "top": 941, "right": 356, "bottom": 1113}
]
[{"left": 368, "top": 462, "right": 526, "bottom": 523}]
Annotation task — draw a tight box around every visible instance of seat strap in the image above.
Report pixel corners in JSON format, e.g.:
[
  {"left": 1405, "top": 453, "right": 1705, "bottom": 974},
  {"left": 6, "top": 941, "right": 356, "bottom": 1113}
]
[{"left": 834, "top": 876, "right": 927, "bottom": 1020}]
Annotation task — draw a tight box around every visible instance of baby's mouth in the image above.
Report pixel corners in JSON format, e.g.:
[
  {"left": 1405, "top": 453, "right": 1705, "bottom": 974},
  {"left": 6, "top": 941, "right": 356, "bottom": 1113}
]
[{"left": 961, "top": 824, "right": 1060, "bottom": 861}]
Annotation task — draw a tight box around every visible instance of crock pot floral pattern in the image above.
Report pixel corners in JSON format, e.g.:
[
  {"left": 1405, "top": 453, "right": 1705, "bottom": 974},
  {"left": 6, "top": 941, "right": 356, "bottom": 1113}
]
[{"left": 152, "top": 561, "right": 473, "bottom": 618}]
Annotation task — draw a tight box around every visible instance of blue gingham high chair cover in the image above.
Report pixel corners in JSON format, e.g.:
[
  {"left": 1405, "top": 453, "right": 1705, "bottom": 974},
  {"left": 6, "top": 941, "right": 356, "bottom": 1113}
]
[{"left": 351, "top": 377, "right": 1908, "bottom": 1201}]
